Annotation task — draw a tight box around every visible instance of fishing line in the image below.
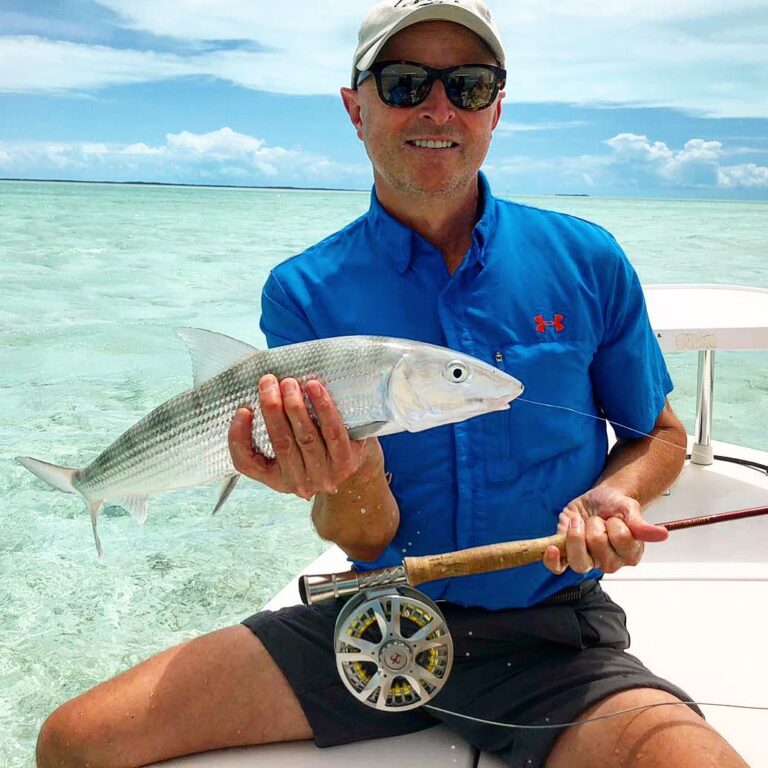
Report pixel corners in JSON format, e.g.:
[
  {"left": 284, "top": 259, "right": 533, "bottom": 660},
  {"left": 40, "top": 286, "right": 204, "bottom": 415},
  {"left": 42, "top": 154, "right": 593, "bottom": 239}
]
[
  {"left": 517, "top": 397, "right": 768, "bottom": 472},
  {"left": 424, "top": 700, "right": 768, "bottom": 731},
  {"left": 516, "top": 397, "right": 690, "bottom": 454}
]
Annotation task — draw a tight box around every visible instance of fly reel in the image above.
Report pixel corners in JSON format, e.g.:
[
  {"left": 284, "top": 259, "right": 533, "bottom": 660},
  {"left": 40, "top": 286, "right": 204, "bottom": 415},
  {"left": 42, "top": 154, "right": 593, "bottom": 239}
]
[{"left": 334, "top": 585, "right": 453, "bottom": 711}]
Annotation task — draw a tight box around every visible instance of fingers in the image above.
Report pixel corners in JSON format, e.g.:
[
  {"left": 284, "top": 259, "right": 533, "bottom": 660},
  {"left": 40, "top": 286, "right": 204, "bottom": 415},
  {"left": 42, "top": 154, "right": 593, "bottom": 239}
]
[
  {"left": 624, "top": 508, "right": 670, "bottom": 543},
  {"left": 281, "top": 377, "right": 367, "bottom": 496},
  {"left": 279, "top": 377, "right": 327, "bottom": 494},
  {"left": 239, "top": 375, "right": 365, "bottom": 500},
  {"left": 259, "top": 375, "right": 315, "bottom": 499},
  {"left": 550, "top": 511, "right": 638, "bottom": 577},
  {"left": 585, "top": 515, "right": 626, "bottom": 573},
  {"left": 604, "top": 516, "right": 644, "bottom": 567},
  {"left": 565, "top": 512, "right": 598, "bottom": 573},
  {"left": 228, "top": 407, "right": 282, "bottom": 487},
  {"left": 306, "top": 379, "right": 362, "bottom": 480},
  {"left": 542, "top": 544, "right": 568, "bottom": 575}
]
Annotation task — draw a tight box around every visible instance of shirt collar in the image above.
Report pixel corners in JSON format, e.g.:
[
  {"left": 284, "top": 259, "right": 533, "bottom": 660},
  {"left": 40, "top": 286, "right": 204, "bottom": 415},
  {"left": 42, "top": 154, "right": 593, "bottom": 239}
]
[
  {"left": 366, "top": 171, "right": 498, "bottom": 275},
  {"left": 472, "top": 171, "right": 496, "bottom": 265}
]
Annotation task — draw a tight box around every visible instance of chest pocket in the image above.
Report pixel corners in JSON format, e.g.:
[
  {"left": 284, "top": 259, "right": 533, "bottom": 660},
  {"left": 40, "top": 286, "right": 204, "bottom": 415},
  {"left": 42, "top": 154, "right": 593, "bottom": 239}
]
[{"left": 478, "top": 340, "right": 596, "bottom": 482}]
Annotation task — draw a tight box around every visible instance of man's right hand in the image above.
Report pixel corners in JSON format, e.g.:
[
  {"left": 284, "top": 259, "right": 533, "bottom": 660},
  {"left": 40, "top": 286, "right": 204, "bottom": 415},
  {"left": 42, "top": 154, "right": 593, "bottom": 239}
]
[{"left": 228, "top": 374, "right": 370, "bottom": 499}]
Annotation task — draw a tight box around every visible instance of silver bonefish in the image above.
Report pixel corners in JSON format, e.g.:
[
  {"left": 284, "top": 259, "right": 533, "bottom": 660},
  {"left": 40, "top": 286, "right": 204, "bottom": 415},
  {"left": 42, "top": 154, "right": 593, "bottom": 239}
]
[{"left": 17, "top": 329, "right": 524, "bottom": 555}]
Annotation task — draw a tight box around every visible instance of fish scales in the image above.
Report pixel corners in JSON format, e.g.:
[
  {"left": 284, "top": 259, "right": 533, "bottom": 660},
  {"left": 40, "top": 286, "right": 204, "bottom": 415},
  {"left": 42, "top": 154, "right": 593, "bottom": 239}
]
[{"left": 75, "top": 337, "right": 397, "bottom": 499}]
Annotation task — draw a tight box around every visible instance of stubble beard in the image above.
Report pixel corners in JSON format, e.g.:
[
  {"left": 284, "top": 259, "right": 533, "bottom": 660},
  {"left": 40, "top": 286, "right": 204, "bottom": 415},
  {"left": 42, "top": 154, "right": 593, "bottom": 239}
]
[{"left": 366, "top": 140, "right": 483, "bottom": 203}]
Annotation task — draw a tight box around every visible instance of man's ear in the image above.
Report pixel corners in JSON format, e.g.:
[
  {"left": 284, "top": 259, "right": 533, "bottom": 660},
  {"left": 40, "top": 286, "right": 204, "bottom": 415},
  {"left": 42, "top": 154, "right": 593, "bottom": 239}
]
[
  {"left": 341, "top": 87, "right": 364, "bottom": 140},
  {"left": 490, "top": 90, "right": 504, "bottom": 132}
]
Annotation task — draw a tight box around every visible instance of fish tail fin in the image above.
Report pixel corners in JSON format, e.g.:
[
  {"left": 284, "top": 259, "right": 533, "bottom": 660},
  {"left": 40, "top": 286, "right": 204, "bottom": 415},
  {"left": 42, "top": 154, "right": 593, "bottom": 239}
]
[
  {"left": 16, "top": 456, "right": 78, "bottom": 494},
  {"left": 17, "top": 456, "right": 104, "bottom": 557}
]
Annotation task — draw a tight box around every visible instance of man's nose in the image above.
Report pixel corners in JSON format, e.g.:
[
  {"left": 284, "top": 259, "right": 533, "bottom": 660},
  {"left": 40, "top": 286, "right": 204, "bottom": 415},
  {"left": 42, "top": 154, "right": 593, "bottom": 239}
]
[{"left": 417, "top": 80, "right": 456, "bottom": 124}]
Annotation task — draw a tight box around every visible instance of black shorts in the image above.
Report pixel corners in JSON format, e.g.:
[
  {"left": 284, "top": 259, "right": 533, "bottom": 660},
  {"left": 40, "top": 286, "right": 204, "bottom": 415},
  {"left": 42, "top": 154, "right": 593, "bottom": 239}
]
[{"left": 242, "top": 581, "right": 700, "bottom": 767}]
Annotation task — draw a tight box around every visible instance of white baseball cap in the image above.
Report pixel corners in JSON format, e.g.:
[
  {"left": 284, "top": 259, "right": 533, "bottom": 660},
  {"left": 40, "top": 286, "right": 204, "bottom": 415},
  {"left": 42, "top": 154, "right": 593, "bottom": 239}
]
[{"left": 351, "top": 0, "right": 505, "bottom": 87}]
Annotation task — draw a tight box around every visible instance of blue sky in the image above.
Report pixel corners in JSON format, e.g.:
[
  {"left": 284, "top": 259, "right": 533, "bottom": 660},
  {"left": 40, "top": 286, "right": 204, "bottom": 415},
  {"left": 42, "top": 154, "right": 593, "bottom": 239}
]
[{"left": 1, "top": 0, "right": 767, "bottom": 199}]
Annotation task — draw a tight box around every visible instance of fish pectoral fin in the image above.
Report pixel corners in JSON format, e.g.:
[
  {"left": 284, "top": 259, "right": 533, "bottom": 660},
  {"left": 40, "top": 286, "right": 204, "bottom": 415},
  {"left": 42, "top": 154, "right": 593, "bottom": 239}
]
[
  {"left": 213, "top": 474, "right": 240, "bottom": 515},
  {"left": 115, "top": 495, "right": 149, "bottom": 525},
  {"left": 176, "top": 328, "right": 260, "bottom": 387},
  {"left": 348, "top": 422, "right": 398, "bottom": 440}
]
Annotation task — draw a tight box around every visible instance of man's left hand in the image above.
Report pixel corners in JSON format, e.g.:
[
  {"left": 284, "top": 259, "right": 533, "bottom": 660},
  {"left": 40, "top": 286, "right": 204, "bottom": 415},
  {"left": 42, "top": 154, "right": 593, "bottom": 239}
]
[{"left": 543, "top": 486, "right": 669, "bottom": 575}]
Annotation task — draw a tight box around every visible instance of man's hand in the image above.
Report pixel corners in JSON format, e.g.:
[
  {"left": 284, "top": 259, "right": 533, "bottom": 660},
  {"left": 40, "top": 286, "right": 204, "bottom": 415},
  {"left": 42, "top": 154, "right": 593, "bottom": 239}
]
[
  {"left": 228, "top": 374, "right": 368, "bottom": 499},
  {"left": 542, "top": 486, "right": 669, "bottom": 575}
]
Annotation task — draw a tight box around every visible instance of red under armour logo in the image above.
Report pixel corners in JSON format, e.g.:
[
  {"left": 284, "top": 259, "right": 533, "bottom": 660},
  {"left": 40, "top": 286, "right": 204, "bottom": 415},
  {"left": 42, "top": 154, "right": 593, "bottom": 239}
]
[{"left": 535, "top": 314, "right": 565, "bottom": 333}]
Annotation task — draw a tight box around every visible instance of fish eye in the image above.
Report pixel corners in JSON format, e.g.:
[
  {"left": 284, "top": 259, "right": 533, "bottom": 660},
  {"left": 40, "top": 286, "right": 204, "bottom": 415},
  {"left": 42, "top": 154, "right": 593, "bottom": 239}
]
[{"left": 445, "top": 361, "right": 470, "bottom": 383}]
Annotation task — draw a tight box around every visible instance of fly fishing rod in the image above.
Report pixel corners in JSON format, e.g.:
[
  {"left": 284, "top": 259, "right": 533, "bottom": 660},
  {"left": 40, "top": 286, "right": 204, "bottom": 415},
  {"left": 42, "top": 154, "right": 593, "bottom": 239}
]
[{"left": 299, "top": 505, "right": 768, "bottom": 712}]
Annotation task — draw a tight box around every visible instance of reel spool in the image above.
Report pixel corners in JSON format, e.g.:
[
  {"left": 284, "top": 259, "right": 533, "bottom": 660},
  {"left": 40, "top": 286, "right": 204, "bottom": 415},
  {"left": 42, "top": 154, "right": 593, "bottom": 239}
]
[{"left": 334, "top": 585, "right": 453, "bottom": 711}]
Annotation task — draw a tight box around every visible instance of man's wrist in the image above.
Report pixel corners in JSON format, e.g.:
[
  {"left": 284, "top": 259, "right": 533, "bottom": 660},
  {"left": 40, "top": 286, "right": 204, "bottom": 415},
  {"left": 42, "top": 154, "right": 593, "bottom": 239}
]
[{"left": 341, "top": 440, "right": 387, "bottom": 489}]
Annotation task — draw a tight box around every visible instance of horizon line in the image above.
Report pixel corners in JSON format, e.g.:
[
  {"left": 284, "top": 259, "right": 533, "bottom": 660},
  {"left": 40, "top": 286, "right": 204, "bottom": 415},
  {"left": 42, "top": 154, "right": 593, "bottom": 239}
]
[
  {"left": 1, "top": 177, "right": 766, "bottom": 204},
  {"left": 0, "top": 177, "right": 364, "bottom": 193}
]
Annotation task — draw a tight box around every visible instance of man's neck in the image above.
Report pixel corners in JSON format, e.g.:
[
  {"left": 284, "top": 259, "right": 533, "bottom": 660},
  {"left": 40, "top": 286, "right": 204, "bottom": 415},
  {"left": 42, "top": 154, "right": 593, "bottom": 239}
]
[{"left": 374, "top": 177, "right": 481, "bottom": 274}]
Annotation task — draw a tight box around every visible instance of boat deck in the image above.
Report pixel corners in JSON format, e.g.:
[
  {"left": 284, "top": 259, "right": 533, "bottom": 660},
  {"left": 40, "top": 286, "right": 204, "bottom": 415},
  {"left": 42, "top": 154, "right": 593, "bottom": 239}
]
[{"left": 160, "top": 438, "right": 767, "bottom": 768}]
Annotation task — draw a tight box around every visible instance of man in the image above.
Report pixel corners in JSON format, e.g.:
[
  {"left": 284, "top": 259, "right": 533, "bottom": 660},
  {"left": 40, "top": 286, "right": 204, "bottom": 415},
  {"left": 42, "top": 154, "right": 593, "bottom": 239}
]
[{"left": 36, "top": 2, "right": 747, "bottom": 767}]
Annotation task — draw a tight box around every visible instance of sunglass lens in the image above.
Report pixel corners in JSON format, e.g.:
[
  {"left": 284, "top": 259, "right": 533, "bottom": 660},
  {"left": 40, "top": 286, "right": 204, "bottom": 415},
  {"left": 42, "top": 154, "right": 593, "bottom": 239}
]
[
  {"left": 378, "top": 64, "right": 430, "bottom": 107},
  {"left": 446, "top": 67, "right": 498, "bottom": 110}
]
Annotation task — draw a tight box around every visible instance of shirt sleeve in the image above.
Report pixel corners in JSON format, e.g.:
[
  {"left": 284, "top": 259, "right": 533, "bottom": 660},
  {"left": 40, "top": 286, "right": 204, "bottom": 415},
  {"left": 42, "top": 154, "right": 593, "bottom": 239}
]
[
  {"left": 590, "top": 241, "right": 673, "bottom": 439},
  {"left": 259, "top": 271, "right": 317, "bottom": 349}
]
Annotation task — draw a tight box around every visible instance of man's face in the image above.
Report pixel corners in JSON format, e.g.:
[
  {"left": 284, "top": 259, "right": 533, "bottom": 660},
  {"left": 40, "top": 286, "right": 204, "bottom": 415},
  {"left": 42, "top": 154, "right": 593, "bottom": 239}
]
[{"left": 342, "top": 21, "right": 504, "bottom": 199}]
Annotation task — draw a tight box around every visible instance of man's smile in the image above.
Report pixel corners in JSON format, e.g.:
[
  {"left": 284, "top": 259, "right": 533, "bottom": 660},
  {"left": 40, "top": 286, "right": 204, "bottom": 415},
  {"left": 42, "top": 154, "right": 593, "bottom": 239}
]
[{"left": 406, "top": 139, "right": 459, "bottom": 149}]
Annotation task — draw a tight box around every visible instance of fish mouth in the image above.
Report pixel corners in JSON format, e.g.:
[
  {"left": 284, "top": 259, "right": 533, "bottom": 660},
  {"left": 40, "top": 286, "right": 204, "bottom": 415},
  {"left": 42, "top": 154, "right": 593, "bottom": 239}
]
[{"left": 486, "top": 380, "right": 525, "bottom": 411}]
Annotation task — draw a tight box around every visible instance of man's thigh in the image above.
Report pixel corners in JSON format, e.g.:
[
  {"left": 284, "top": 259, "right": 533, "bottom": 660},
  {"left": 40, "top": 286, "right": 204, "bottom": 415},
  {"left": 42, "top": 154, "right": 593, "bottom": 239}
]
[
  {"left": 546, "top": 687, "right": 748, "bottom": 768},
  {"left": 242, "top": 599, "right": 438, "bottom": 747},
  {"left": 37, "top": 625, "right": 312, "bottom": 768},
  {"left": 424, "top": 585, "right": 708, "bottom": 766}
]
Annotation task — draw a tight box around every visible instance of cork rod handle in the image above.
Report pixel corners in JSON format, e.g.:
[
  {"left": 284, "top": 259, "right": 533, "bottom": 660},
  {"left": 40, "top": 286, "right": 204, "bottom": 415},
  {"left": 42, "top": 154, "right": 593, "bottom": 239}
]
[{"left": 403, "top": 533, "right": 567, "bottom": 587}]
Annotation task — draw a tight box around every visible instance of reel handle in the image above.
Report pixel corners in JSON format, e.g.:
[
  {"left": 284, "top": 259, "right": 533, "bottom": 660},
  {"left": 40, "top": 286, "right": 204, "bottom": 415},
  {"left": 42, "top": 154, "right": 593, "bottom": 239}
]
[{"left": 404, "top": 532, "right": 567, "bottom": 586}]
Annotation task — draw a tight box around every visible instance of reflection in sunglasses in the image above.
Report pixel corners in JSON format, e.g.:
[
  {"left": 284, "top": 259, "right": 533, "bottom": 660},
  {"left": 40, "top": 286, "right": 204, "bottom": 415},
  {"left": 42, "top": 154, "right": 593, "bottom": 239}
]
[{"left": 358, "top": 60, "right": 506, "bottom": 111}]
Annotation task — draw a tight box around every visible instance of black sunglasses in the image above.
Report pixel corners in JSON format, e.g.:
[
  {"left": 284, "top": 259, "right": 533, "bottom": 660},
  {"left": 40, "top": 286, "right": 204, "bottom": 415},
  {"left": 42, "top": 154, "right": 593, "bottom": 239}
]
[{"left": 356, "top": 60, "right": 506, "bottom": 111}]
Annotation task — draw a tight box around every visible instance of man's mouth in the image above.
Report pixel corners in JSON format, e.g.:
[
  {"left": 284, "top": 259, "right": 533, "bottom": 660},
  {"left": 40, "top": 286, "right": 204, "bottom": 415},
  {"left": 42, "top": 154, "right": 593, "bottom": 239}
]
[{"left": 407, "top": 140, "right": 458, "bottom": 149}]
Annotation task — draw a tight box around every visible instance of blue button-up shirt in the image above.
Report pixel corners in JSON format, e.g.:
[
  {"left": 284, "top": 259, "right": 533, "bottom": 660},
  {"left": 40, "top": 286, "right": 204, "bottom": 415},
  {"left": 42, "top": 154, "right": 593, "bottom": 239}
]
[{"left": 260, "top": 173, "right": 672, "bottom": 609}]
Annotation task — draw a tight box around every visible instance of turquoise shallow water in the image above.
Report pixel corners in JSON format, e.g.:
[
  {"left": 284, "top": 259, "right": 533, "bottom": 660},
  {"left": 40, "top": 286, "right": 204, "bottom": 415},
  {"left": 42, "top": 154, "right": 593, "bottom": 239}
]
[{"left": 1, "top": 180, "right": 766, "bottom": 764}]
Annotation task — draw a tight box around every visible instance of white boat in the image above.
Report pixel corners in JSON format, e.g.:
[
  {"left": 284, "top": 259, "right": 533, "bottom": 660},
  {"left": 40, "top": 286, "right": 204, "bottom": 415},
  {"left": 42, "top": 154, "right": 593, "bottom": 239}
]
[{"left": 156, "top": 284, "right": 768, "bottom": 768}]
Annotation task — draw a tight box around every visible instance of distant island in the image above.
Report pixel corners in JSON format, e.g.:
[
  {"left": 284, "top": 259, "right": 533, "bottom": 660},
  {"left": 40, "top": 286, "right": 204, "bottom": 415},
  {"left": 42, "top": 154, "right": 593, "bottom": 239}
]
[
  {"left": 0, "top": 177, "right": 364, "bottom": 193},
  {"left": 1, "top": 178, "right": 601, "bottom": 198}
]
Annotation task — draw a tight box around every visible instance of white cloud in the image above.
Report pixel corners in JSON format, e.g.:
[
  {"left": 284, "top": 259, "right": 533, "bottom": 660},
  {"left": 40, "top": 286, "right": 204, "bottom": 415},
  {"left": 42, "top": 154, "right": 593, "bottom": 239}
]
[
  {"left": 488, "top": 132, "right": 768, "bottom": 193},
  {"left": 719, "top": 164, "right": 768, "bottom": 188},
  {"left": 496, "top": 120, "right": 587, "bottom": 134},
  {"left": 121, "top": 142, "right": 163, "bottom": 155},
  {"left": 97, "top": 0, "right": 768, "bottom": 38},
  {"left": 0, "top": 127, "right": 369, "bottom": 185},
  {"left": 0, "top": 36, "right": 198, "bottom": 92},
  {"left": 0, "top": 35, "right": 348, "bottom": 97},
  {"left": 0, "top": 1, "right": 766, "bottom": 116},
  {"left": 604, "top": 133, "right": 674, "bottom": 163},
  {"left": 607, "top": 133, "right": 768, "bottom": 189}
]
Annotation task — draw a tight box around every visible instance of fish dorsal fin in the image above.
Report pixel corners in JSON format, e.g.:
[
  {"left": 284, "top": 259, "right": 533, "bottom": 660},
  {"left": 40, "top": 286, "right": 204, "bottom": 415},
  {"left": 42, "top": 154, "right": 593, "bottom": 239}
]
[{"left": 176, "top": 328, "right": 260, "bottom": 387}]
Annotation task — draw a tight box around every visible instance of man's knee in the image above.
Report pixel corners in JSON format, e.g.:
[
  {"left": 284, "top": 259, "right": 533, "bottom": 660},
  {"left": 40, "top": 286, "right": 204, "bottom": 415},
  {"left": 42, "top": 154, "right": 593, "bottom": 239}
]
[
  {"left": 547, "top": 688, "right": 748, "bottom": 768},
  {"left": 36, "top": 700, "right": 109, "bottom": 768}
]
